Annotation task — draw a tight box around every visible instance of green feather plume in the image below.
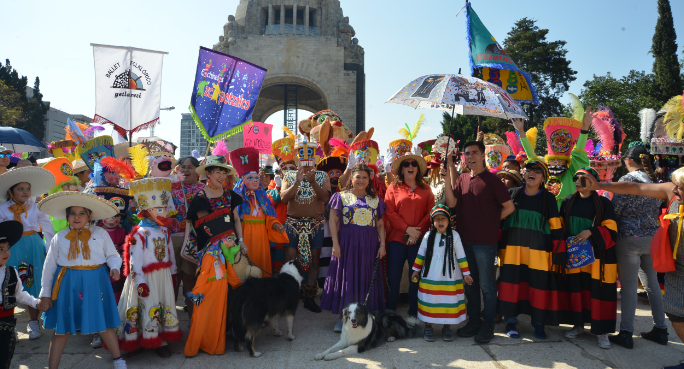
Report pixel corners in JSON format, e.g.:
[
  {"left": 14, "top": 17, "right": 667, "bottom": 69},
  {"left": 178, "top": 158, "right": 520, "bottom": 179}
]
[
  {"left": 568, "top": 93, "right": 584, "bottom": 122},
  {"left": 398, "top": 114, "right": 426, "bottom": 142}
]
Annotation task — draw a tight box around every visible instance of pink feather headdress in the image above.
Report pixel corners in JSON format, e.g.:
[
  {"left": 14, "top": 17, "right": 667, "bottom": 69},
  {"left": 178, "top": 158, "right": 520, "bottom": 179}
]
[
  {"left": 212, "top": 141, "right": 229, "bottom": 157},
  {"left": 591, "top": 115, "right": 615, "bottom": 155},
  {"left": 505, "top": 131, "right": 524, "bottom": 155}
]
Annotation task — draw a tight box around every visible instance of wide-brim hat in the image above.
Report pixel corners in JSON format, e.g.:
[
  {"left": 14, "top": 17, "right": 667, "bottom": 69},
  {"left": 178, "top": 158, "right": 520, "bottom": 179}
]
[
  {"left": 38, "top": 191, "right": 119, "bottom": 220},
  {"left": 391, "top": 154, "right": 427, "bottom": 176},
  {"left": 113, "top": 142, "right": 131, "bottom": 160},
  {"left": 0, "top": 220, "right": 23, "bottom": 247},
  {"left": 71, "top": 159, "right": 89, "bottom": 174},
  {"left": 196, "top": 155, "right": 236, "bottom": 176},
  {"left": 0, "top": 167, "right": 56, "bottom": 204},
  {"left": 432, "top": 135, "right": 459, "bottom": 158},
  {"left": 417, "top": 139, "right": 437, "bottom": 157},
  {"left": 496, "top": 169, "right": 524, "bottom": 187},
  {"left": 317, "top": 156, "right": 347, "bottom": 173},
  {"left": 92, "top": 186, "right": 133, "bottom": 215}
]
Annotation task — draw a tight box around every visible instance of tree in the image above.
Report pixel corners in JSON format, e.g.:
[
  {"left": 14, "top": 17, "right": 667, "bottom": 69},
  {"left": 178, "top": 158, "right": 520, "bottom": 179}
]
[
  {"left": 0, "top": 60, "right": 49, "bottom": 140},
  {"left": 503, "top": 18, "right": 577, "bottom": 126},
  {"left": 24, "top": 77, "right": 49, "bottom": 140},
  {"left": 0, "top": 80, "right": 26, "bottom": 126},
  {"left": 651, "top": 0, "right": 683, "bottom": 103},
  {"left": 578, "top": 70, "right": 662, "bottom": 148},
  {"left": 440, "top": 112, "right": 510, "bottom": 145}
]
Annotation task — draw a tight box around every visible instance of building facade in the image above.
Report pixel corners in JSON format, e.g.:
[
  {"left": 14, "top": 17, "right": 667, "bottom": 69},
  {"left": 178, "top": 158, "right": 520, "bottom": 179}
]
[{"left": 180, "top": 113, "right": 208, "bottom": 157}]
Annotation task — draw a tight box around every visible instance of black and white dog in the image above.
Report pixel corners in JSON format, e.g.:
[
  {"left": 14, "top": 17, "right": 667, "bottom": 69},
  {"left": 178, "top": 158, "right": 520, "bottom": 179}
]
[
  {"left": 230, "top": 260, "right": 303, "bottom": 357},
  {"left": 314, "top": 303, "right": 419, "bottom": 361}
]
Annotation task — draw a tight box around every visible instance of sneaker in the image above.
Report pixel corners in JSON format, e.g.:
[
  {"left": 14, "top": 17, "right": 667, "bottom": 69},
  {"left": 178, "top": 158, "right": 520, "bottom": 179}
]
[
  {"left": 333, "top": 318, "right": 343, "bottom": 333},
  {"left": 423, "top": 326, "right": 434, "bottom": 342},
  {"left": 113, "top": 358, "right": 128, "bottom": 369},
  {"left": 442, "top": 327, "right": 453, "bottom": 342},
  {"left": 456, "top": 319, "right": 482, "bottom": 338},
  {"left": 663, "top": 360, "right": 684, "bottom": 369},
  {"left": 564, "top": 326, "right": 583, "bottom": 339},
  {"left": 532, "top": 322, "right": 546, "bottom": 340},
  {"left": 598, "top": 334, "right": 611, "bottom": 349},
  {"left": 27, "top": 320, "right": 41, "bottom": 340},
  {"left": 91, "top": 334, "right": 103, "bottom": 348},
  {"left": 505, "top": 323, "right": 519, "bottom": 338},
  {"left": 474, "top": 323, "right": 495, "bottom": 344},
  {"left": 641, "top": 326, "right": 669, "bottom": 345},
  {"left": 609, "top": 330, "right": 633, "bottom": 349},
  {"left": 303, "top": 298, "right": 322, "bottom": 313}
]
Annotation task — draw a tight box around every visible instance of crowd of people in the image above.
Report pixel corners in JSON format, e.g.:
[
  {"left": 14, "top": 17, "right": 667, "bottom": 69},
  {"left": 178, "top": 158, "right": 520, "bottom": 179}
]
[{"left": 1, "top": 106, "right": 684, "bottom": 369}]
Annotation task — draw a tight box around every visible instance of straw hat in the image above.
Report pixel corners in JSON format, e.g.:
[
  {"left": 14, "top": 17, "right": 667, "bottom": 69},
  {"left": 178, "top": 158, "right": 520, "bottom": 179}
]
[
  {"left": 71, "top": 159, "right": 89, "bottom": 174},
  {"left": 0, "top": 167, "right": 56, "bottom": 204},
  {"left": 38, "top": 191, "right": 119, "bottom": 220},
  {"left": 195, "top": 155, "right": 235, "bottom": 176},
  {"left": 389, "top": 139, "right": 427, "bottom": 176}
]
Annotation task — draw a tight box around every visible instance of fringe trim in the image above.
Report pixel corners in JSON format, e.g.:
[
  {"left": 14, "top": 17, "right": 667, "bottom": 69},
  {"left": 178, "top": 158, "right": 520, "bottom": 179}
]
[
  {"left": 123, "top": 226, "right": 142, "bottom": 276},
  {"left": 77, "top": 135, "right": 113, "bottom": 153},
  {"left": 543, "top": 117, "right": 583, "bottom": 130},
  {"left": 140, "top": 336, "right": 163, "bottom": 349},
  {"left": 93, "top": 115, "right": 160, "bottom": 138},
  {"left": 188, "top": 103, "right": 249, "bottom": 143},
  {"left": 141, "top": 261, "right": 173, "bottom": 274},
  {"left": 159, "top": 329, "right": 183, "bottom": 342}
]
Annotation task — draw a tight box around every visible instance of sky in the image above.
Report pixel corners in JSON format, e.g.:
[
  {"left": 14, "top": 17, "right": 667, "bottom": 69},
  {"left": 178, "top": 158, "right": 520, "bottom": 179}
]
[{"left": 2, "top": 0, "right": 684, "bottom": 155}]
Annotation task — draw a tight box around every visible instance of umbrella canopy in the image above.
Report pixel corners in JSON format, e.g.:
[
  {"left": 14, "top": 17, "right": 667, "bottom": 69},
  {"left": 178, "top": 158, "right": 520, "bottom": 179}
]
[
  {"left": 0, "top": 127, "right": 47, "bottom": 152},
  {"left": 386, "top": 74, "right": 528, "bottom": 120}
]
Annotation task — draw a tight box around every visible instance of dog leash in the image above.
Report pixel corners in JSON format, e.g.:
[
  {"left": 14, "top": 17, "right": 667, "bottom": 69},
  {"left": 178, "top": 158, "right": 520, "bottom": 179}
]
[{"left": 363, "top": 257, "right": 390, "bottom": 305}]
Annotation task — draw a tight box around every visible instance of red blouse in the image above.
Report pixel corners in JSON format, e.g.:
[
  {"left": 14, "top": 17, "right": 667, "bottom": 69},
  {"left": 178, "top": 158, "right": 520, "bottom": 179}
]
[{"left": 383, "top": 182, "right": 434, "bottom": 244}]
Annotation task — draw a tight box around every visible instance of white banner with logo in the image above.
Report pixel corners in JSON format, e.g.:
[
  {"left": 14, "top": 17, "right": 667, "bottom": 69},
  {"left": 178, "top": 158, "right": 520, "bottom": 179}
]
[{"left": 92, "top": 44, "right": 166, "bottom": 135}]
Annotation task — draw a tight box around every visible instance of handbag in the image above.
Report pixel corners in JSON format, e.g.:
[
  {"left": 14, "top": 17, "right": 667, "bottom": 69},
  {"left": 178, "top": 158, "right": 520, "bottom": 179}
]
[
  {"left": 651, "top": 197, "right": 677, "bottom": 273},
  {"left": 566, "top": 237, "right": 595, "bottom": 269}
]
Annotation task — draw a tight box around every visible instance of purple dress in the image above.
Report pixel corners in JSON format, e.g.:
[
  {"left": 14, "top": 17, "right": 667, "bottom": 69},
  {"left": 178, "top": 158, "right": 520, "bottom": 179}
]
[{"left": 321, "top": 191, "right": 386, "bottom": 314}]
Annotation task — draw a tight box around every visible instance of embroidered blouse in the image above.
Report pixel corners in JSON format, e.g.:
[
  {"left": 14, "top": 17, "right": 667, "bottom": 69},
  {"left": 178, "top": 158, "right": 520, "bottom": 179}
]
[
  {"left": 40, "top": 226, "right": 123, "bottom": 298},
  {"left": 169, "top": 182, "right": 205, "bottom": 237},
  {"left": 330, "top": 191, "right": 385, "bottom": 227}
]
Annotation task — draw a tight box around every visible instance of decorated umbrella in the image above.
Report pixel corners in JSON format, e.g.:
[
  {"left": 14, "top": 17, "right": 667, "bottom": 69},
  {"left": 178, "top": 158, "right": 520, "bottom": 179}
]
[
  {"left": 0, "top": 127, "right": 47, "bottom": 152},
  {"left": 386, "top": 74, "right": 528, "bottom": 120}
]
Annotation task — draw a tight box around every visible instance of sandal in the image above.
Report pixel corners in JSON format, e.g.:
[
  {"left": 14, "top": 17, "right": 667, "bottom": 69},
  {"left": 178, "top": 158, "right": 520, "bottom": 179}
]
[
  {"left": 423, "top": 326, "right": 434, "bottom": 342},
  {"left": 442, "top": 327, "right": 453, "bottom": 342}
]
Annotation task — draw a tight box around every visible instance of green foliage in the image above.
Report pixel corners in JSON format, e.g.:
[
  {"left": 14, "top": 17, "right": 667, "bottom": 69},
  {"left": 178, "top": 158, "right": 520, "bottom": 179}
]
[
  {"left": 0, "top": 60, "right": 49, "bottom": 141},
  {"left": 651, "top": 0, "right": 683, "bottom": 103},
  {"left": 503, "top": 18, "right": 577, "bottom": 127},
  {"left": 577, "top": 70, "right": 662, "bottom": 149},
  {"left": 0, "top": 80, "right": 26, "bottom": 126},
  {"left": 440, "top": 112, "right": 508, "bottom": 144}
]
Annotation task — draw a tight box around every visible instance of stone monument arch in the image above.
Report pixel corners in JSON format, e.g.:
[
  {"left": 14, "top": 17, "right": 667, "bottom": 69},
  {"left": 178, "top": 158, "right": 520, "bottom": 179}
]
[{"left": 213, "top": 0, "right": 365, "bottom": 149}]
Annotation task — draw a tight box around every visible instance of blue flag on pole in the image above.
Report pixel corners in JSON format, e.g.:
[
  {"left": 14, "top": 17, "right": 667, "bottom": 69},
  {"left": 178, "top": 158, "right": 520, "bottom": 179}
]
[{"left": 189, "top": 47, "right": 267, "bottom": 142}]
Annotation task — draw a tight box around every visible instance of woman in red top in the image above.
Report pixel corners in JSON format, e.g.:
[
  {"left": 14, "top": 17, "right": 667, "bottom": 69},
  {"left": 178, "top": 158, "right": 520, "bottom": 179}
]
[{"left": 384, "top": 142, "right": 433, "bottom": 320}]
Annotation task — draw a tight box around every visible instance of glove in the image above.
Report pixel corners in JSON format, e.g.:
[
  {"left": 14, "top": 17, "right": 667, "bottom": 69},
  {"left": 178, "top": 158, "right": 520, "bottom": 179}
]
[
  {"left": 385, "top": 148, "right": 396, "bottom": 173},
  {"left": 413, "top": 146, "right": 422, "bottom": 156},
  {"left": 346, "top": 151, "right": 357, "bottom": 169},
  {"left": 137, "top": 283, "right": 150, "bottom": 298},
  {"left": 274, "top": 174, "right": 282, "bottom": 187},
  {"left": 188, "top": 292, "right": 204, "bottom": 306}
]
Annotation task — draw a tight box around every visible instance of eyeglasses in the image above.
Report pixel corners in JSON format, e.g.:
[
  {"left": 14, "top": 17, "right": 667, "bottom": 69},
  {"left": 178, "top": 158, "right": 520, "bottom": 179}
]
[{"left": 402, "top": 161, "right": 418, "bottom": 168}]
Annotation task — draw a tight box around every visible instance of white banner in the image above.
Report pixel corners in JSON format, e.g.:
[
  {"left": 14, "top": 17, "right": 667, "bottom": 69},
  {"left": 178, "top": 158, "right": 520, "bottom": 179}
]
[{"left": 92, "top": 44, "right": 165, "bottom": 135}]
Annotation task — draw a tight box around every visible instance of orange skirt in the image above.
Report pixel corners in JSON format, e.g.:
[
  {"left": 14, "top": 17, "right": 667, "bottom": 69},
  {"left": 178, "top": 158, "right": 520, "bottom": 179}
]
[{"left": 242, "top": 214, "right": 275, "bottom": 275}]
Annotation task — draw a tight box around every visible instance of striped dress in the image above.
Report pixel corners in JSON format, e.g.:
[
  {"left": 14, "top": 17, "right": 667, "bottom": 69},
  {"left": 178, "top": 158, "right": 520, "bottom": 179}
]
[
  {"left": 558, "top": 195, "right": 618, "bottom": 335},
  {"left": 412, "top": 230, "right": 470, "bottom": 324},
  {"left": 497, "top": 188, "right": 564, "bottom": 325}
]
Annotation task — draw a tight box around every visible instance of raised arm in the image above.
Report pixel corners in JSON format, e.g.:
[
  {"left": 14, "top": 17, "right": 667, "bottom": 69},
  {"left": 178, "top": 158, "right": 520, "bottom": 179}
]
[{"left": 578, "top": 173, "right": 672, "bottom": 203}]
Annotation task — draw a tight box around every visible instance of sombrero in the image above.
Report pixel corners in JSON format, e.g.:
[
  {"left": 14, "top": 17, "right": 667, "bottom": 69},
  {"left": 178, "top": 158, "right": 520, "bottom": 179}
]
[
  {"left": 196, "top": 155, "right": 236, "bottom": 176},
  {"left": 38, "top": 191, "right": 119, "bottom": 220},
  {"left": 0, "top": 220, "right": 23, "bottom": 247},
  {"left": 389, "top": 139, "right": 427, "bottom": 176},
  {"left": 0, "top": 167, "right": 56, "bottom": 204}
]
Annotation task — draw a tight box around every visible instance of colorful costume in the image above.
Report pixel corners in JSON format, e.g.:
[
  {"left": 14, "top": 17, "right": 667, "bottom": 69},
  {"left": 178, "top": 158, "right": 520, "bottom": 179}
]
[
  {"left": 412, "top": 229, "right": 470, "bottom": 324},
  {"left": 497, "top": 186, "right": 564, "bottom": 325},
  {"left": 38, "top": 192, "right": 122, "bottom": 335},
  {"left": 117, "top": 178, "right": 181, "bottom": 350},
  {"left": 321, "top": 191, "right": 385, "bottom": 314},
  {"left": 558, "top": 176, "right": 618, "bottom": 335},
  {"left": 520, "top": 118, "right": 589, "bottom": 208},
  {"left": 0, "top": 167, "right": 57, "bottom": 299},
  {"left": 229, "top": 147, "right": 284, "bottom": 274},
  {"left": 0, "top": 220, "right": 39, "bottom": 369}
]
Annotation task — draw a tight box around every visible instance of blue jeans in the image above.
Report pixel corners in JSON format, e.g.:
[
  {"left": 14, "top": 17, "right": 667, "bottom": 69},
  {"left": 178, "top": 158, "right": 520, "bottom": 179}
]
[
  {"left": 463, "top": 243, "right": 498, "bottom": 325},
  {"left": 386, "top": 241, "right": 418, "bottom": 317}
]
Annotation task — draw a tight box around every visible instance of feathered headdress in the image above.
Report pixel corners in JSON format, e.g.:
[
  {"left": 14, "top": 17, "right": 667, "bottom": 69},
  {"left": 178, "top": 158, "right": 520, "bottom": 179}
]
[
  {"left": 282, "top": 126, "right": 296, "bottom": 140},
  {"left": 505, "top": 131, "right": 523, "bottom": 155},
  {"left": 568, "top": 93, "right": 584, "bottom": 122},
  {"left": 329, "top": 138, "right": 350, "bottom": 157},
  {"left": 128, "top": 145, "right": 149, "bottom": 178},
  {"left": 101, "top": 156, "right": 137, "bottom": 182},
  {"left": 398, "top": 114, "right": 425, "bottom": 143},
  {"left": 663, "top": 94, "right": 684, "bottom": 139},
  {"left": 212, "top": 140, "right": 229, "bottom": 157},
  {"left": 592, "top": 113, "right": 616, "bottom": 154},
  {"left": 65, "top": 118, "right": 89, "bottom": 144},
  {"left": 639, "top": 108, "right": 657, "bottom": 142},
  {"left": 83, "top": 125, "right": 105, "bottom": 138}
]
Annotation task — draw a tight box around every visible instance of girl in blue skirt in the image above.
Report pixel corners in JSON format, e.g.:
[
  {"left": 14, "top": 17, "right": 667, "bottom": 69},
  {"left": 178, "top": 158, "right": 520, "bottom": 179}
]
[
  {"left": 37, "top": 192, "right": 127, "bottom": 369},
  {"left": 0, "top": 166, "right": 56, "bottom": 340}
]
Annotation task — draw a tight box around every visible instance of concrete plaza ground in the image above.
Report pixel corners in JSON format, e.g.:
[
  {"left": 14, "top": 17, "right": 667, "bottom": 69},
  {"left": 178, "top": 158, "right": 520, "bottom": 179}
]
[{"left": 11, "top": 292, "right": 684, "bottom": 369}]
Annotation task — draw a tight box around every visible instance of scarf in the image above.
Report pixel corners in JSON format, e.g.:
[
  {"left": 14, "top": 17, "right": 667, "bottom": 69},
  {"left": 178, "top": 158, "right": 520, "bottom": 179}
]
[
  {"left": 8, "top": 203, "right": 27, "bottom": 224},
  {"left": 234, "top": 179, "right": 277, "bottom": 219},
  {"left": 65, "top": 228, "right": 91, "bottom": 260}
]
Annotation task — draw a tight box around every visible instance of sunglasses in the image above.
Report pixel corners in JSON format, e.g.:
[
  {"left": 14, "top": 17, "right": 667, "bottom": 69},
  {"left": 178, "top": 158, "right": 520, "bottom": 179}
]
[
  {"left": 402, "top": 161, "right": 418, "bottom": 168},
  {"left": 0, "top": 154, "right": 11, "bottom": 158},
  {"left": 572, "top": 174, "right": 586, "bottom": 182},
  {"left": 527, "top": 167, "right": 543, "bottom": 174}
]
